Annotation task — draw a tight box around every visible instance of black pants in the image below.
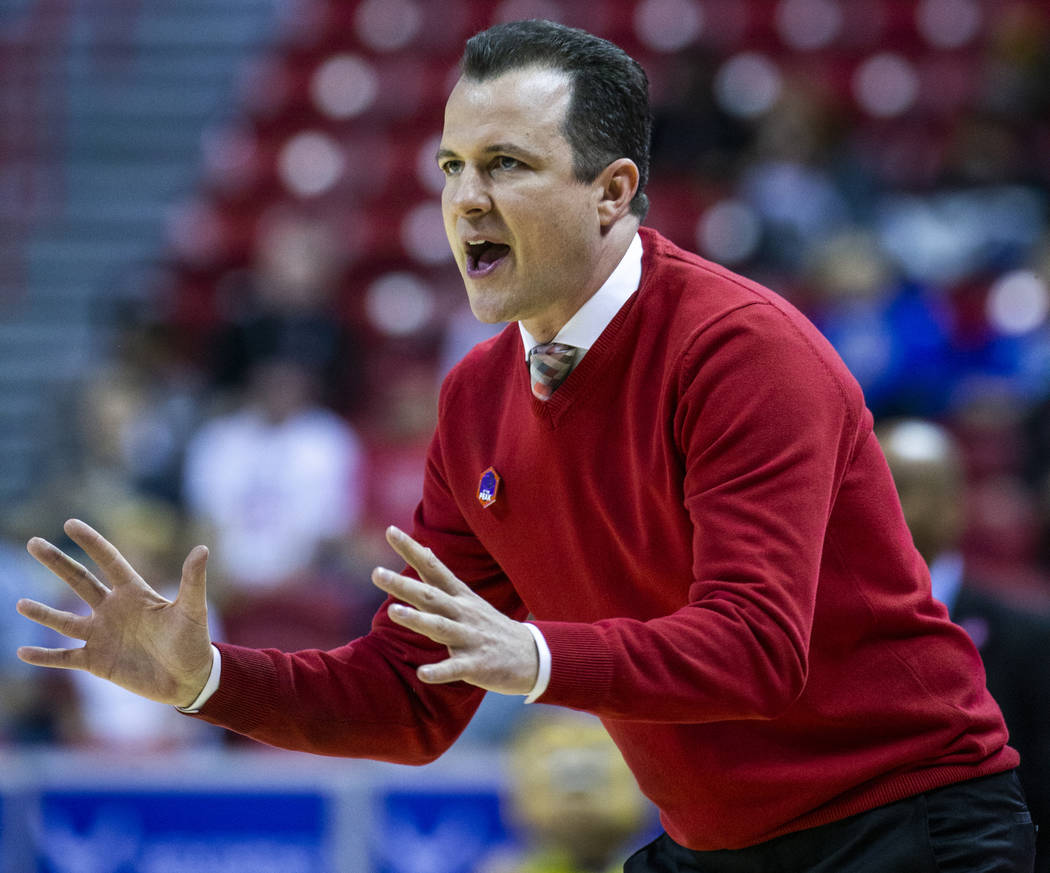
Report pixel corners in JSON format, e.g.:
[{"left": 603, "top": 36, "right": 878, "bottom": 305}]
[{"left": 625, "top": 770, "right": 1036, "bottom": 873}]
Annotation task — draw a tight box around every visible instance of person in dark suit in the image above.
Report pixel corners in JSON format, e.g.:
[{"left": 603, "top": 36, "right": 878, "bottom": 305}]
[{"left": 879, "top": 418, "right": 1050, "bottom": 873}]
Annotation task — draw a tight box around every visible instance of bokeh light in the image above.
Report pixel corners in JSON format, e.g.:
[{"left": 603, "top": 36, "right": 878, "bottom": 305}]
[
  {"left": 311, "top": 54, "right": 379, "bottom": 120},
  {"left": 776, "top": 0, "right": 843, "bottom": 51},
  {"left": 853, "top": 53, "right": 920, "bottom": 118},
  {"left": 365, "top": 272, "right": 437, "bottom": 336},
  {"left": 277, "top": 131, "right": 345, "bottom": 197},
  {"left": 916, "top": 0, "right": 982, "bottom": 49},
  {"left": 495, "top": 0, "right": 565, "bottom": 25},
  {"left": 354, "top": 0, "right": 423, "bottom": 52},
  {"left": 987, "top": 270, "right": 1050, "bottom": 336},
  {"left": 713, "top": 52, "right": 783, "bottom": 118},
  {"left": 696, "top": 199, "right": 762, "bottom": 265},
  {"left": 634, "top": 0, "right": 705, "bottom": 53}
]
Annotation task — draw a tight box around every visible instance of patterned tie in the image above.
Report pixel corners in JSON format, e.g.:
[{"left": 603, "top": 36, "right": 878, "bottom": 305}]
[{"left": 528, "top": 342, "right": 580, "bottom": 401}]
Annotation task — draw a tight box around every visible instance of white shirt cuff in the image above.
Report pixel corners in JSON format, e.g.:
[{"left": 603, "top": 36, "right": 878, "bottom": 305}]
[
  {"left": 523, "top": 622, "right": 551, "bottom": 703},
  {"left": 175, "top": 644, "right": 222, "bottom": 713}
]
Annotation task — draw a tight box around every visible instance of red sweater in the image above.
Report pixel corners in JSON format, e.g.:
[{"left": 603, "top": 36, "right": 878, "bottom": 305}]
[{"left": 197, "top": 228, "right": 1016, "bottom": 850}]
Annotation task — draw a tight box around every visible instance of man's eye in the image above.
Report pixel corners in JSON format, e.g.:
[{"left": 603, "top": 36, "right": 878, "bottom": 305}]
[
  {"left": 494, "top": 156, "right": 520, "bottom": 171},
  {"left": 440, "top": 160, "right": 463, "bottom": 176}
]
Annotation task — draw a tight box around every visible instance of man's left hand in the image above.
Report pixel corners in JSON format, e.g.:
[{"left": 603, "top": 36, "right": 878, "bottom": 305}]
[{"left": 372, "top": 526, "right": 539, "bottom": 695}]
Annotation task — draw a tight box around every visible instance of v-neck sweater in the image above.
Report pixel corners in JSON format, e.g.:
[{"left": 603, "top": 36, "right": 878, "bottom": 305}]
[{"left": 195, "top": 227, "right": 1015, "bottom": 851}]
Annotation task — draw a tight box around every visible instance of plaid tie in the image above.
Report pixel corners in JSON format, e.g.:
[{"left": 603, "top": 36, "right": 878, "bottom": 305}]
[{"left": 528, "top": 342, "right": 580, "bottom": 401}]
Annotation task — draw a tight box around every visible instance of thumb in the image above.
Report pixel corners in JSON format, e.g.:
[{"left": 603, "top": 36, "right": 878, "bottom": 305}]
[{"left": 175, "top": 545, "right": 209, "bottom": 617}]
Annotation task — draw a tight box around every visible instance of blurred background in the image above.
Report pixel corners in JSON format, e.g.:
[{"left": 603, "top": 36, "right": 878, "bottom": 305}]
[{"left": 0, "top": 0, "right": 1048, "bottom": 870}]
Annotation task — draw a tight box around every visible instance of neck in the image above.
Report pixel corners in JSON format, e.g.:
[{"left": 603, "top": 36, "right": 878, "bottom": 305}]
[{"left": 521, "top": 219, "right": 638, "bottom": 342}]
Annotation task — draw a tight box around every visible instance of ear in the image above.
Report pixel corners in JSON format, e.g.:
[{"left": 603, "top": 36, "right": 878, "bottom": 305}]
[{"left": 595, "top": 158, "right": 640, "bottom": 227}]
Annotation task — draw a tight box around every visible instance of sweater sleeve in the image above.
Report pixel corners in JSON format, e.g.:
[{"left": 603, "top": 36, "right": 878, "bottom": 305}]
[
  {"left": 531, "top": 302, "right": 863, "bottom": 722},
  {"left": 191, "top": 417, "right": 529, "bottom": 762}
]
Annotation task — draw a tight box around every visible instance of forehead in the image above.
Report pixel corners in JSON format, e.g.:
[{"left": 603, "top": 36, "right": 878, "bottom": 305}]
[{"left": 441, "top": 66, "right": 574, "bottom": 153}]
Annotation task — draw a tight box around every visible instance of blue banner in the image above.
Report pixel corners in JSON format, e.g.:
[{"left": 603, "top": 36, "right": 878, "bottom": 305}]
[
  {"left": 371, "top": 788, "right": 512, "bottom": 873},
  {"left": 35, "top": 789, "right": 330, "bottom": 873}
]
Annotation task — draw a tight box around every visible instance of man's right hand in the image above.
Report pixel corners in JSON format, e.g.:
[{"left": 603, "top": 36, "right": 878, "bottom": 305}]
[{"left": 16, "top": 518, "right": 214, "bottom": 709}]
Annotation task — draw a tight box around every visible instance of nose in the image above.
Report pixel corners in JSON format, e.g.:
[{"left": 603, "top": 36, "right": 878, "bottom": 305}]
[{"left": 445, "top": 165, "right": 491, "bottom": 217}]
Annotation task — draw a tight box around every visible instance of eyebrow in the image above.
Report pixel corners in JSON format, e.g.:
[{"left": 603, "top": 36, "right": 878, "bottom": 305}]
[{"left": 436, "top": 143, "right": 544, "bottom": 164}]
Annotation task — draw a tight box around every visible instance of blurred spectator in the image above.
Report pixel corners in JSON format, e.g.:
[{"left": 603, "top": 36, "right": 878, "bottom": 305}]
[
  {"left": 1021, "top": 234, "right": 1050, "bottom": 570},
  {"left": 805, "top": 229, "right": 956, "bottom": 417},
  {"left": 182, "top": 350, "right": 381, "bottom": 665},
  {"left": 981, "top": 4, "right": 1050, "bottom": 130},
  {"left": 878, "top": 417, "right": 1050, "bottom": 873},
  {"left": 5, "top": 357, "right": 187, "bottom": 551},
  {"left": 949, "top": 387, "right": 1049, "bottom": 598},
  {"left": 481, "top": 711, "right": 654, "bottom": 873},
  {"left": 105, "top": 315, "right": 208, "bottom": 505},
  {"left": 649, "top": 48, "right": 751, "bottom": 183},
  {"left": 182, "top": 353, "right": 365, "bottom": 593},
  {"left": 206, "top": 209, "right": 364, "bottom": 416},
  {"left": 1026, "top": 390, "right": 1050, "bottom": 573},
  {"left": 174, "top": 208, "right": 380, "bottom": 653},
  {"left": 739, "top": 83, "right": 852, "bottom": 274}
]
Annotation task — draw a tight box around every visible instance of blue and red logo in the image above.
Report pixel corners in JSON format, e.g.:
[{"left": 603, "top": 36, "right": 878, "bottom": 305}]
[{"left": 477, "top": 467, "right": 500, "bottom": 508}]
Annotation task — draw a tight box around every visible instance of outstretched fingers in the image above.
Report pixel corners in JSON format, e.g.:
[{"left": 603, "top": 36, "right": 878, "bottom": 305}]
[
  {"left": 174, "top": 545, "right": 210, "bottom": 622},
  {"left": 15, "top": 644, "right": 89, "bottom": 671},
  {"left": 16, "top": 598, "right": 90, "bottom": 642},
  {"left": 26, "top": 537, "right": 108, "bottom": 608},
  {"left": 372, "top": 566, "right": 456, "bottom": 618},
  {"left": 417, "top": 656, "right": 476, "bottom": 685},
  {"left": 372, "top": 526, "right": 539, "bottom": 694},
  {"left": 386, "top": 599, "right": 464, "bottom": 646},
  {"left": 383, "top": 526, "right": 466, "bottom": 595},
  {"left": 63, "top": 519, "right": 141, "bottom": 587}
]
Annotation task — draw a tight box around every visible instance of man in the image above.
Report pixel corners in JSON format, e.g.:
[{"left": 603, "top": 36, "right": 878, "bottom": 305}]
[
  {"left": 879, "top": 418, "right": 1050, "bottom": 873},
  {"left": 16, "top": 20, "right": 1035, "bottom": 873}
]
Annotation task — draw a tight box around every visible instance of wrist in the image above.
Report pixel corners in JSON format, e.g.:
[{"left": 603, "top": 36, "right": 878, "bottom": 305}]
[
  {"left": 523, "top": 622, "right": 551, "bottom": 703},
  {"left": 176, "top": 645, "right": 221, "bottom": 712}
]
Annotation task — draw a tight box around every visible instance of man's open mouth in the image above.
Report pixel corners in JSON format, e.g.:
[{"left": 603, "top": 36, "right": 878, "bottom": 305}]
[{"left": 465, "top": 240, "right": 511, "bottom": 278}]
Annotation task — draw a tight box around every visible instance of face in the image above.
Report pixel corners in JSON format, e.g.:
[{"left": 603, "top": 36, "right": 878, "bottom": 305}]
[{"left": 438, "top": 66, "right": 610, "bottom": 341}]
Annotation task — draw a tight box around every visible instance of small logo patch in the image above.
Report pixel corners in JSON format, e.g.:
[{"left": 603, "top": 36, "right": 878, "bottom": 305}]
[{"left": 477, "top": 467, "right": 501, "bottom": 508}]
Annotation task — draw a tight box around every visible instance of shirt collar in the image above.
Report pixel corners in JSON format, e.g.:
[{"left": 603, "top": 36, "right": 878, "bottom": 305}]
[{"left": 519, "top": 231, "right": 643, "bottom": 357}]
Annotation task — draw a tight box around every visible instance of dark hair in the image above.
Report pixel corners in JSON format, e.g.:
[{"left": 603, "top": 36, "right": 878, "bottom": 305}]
[{"left": 461, "top": 19, "right": 651, "bottom": 220}]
